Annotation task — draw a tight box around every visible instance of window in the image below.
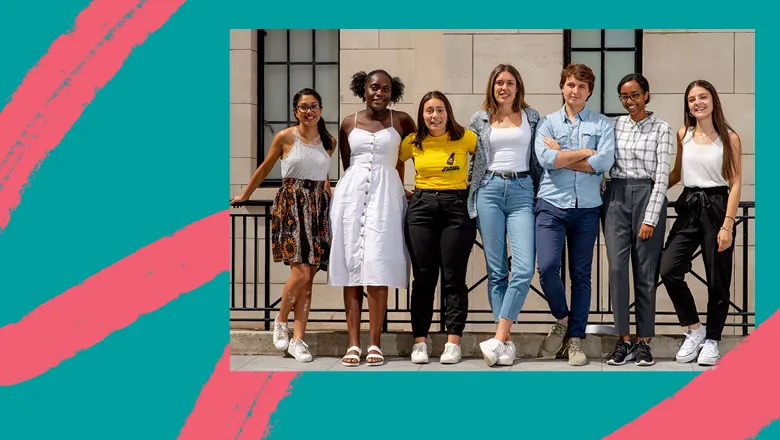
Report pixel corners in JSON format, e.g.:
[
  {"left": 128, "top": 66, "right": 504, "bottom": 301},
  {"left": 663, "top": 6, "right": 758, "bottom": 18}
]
[
  {"left": 259, "top": 29, "right": 340, "bottom": 185},
  {"left": 563, "top": 30, "right": 643, "bottom": 117}
]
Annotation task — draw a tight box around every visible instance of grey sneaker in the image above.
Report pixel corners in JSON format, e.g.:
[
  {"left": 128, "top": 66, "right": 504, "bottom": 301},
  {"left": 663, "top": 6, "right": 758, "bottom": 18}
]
[
  {"left": 567, "top": 339, "right": 587, "bottom": 366},
  {"left": 539, "top": 322, "right": 568, "bottom": 358}
]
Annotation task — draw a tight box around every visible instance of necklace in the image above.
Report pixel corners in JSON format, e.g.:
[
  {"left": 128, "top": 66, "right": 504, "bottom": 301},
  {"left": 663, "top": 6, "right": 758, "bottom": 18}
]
[{"left": 694, "top": 127, "right": 717, "bottom": 138}]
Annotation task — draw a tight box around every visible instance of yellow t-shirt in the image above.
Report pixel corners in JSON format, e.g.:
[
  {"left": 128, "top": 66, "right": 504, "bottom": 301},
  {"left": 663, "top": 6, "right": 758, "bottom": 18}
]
[{"left": 400, "top": 130, "right": 478, "bottom": 190}]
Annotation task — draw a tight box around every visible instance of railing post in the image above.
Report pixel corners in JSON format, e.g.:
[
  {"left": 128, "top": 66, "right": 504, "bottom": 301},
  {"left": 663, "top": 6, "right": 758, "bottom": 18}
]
[
  {"left": 742, "top": 204, "right": 749, "bottom": 336},
  {"left": 596, "top": 230, "right": 601, "bottom": 313},
  {"left": 231, "top": 215, "right": 236, "bottom": 309},
  {"left": 242, "top": 215, "right": 247, "bottom": 309},
  {"left": 254, "top": 216, "right": 259, "bottom": 310}
]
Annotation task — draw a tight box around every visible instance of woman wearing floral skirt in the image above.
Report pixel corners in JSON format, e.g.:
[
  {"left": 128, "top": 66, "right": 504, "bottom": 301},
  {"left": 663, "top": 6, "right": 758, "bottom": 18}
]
[{"left": 231, "top": 88, "right": 335, "bottom": 362}]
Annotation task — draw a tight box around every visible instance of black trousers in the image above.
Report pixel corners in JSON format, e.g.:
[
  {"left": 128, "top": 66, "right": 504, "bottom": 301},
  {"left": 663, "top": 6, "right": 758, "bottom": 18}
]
[
  {"left": 404, "top": 189, "right": 476, "bottom": 337},
  {"left": 660, "top": 186, "right": 733, "bottom": 341}
]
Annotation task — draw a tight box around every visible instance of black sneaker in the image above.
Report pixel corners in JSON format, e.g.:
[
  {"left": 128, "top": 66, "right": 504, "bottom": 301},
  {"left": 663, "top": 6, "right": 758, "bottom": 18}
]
[
  {"left": 635, "top": 340, "right": 655, "bottom": 366},
  {"left": 606, "top": 340, "right": 635, "bottom": 366}
]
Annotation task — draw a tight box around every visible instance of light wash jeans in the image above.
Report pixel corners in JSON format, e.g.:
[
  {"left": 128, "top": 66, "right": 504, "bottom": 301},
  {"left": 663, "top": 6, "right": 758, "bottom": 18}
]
[{"left": 475, "top": 173, "right": 536, "bottom": 322}]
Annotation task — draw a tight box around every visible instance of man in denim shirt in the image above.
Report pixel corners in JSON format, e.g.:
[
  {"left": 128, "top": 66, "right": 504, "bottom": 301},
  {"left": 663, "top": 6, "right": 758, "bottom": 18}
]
[{"left": 535, "top": 63, "right": 615, "bottom": 366}]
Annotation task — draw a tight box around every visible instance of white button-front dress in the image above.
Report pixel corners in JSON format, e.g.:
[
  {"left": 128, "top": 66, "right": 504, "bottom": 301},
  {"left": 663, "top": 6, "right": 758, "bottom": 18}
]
[{"left": 328, "top": 110, "right": 410, "bottom": 289}]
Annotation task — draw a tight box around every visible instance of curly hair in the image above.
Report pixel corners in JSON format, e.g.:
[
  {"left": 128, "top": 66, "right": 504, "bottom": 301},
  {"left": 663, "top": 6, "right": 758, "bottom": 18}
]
[{"left": 349, "top": 69, "right": 405, "bottom": 104}]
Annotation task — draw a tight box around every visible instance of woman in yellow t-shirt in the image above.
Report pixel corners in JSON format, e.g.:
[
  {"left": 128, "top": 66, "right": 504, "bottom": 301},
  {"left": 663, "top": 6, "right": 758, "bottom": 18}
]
[{"left": 400, "top": 90, "right": 477, "bottom": 364}]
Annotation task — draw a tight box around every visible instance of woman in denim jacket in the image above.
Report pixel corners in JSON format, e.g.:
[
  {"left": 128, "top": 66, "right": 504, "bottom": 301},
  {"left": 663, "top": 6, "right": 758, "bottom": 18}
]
[{"left": 467, "top": 63, "right": 543, "bottom": 367}]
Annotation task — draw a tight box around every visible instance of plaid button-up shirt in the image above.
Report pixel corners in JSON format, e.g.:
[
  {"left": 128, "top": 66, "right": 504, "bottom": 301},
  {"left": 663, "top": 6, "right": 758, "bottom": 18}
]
[{"left": 610, "top": 112, "right": 674, "bottom": 227}]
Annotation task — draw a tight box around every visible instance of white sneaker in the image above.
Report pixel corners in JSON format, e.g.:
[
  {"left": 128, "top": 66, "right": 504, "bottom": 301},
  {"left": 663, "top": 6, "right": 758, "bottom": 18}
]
[
  {"left": 497, "top": 341, "right": 516, "bottom": 366},
  {"left": 272, "top": 317, "right": 290, "bottom": 351},
  {"left": 288, "top": 339, "right": 313, "bottom": 363},
  {"left": 411, "top": 342, "right": 429, "bottom": 364},
  {"left": 479, "top": 338, "right": 505, "bottom": 367},
  {"left": 697, "top": 339, "right": 720, "bottom": 366},
  {"left": 440, "top": 343, "right": 462, "bottom": 364},
  {"left": 676, "top": 326, "right": 706, "bottom": 363}
]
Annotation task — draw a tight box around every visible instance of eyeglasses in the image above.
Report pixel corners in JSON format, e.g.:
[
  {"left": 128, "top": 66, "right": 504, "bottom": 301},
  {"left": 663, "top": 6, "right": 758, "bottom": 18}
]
[
  {"left": 296, "top": 104, "right": 321, "bottom": 113},
  {"left": 619, "top": 93, "right": 643, "bottom": 102}
]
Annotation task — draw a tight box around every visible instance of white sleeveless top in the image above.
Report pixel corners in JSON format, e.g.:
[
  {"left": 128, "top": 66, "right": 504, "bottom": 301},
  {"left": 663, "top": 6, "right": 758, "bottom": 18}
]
[
  {"left": 280, "top": 127, "right": 331, "bottom": 181},
  {"left": 487, "top": 109, "right": 532, "bottom": 172},
  {"left": 681, "top": 127, "right": 729, "bottom": 188}
]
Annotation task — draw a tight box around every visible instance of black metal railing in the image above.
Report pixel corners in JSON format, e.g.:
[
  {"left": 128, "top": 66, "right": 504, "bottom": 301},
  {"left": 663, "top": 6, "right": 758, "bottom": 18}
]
[{"left": 230, "top": 200, "right": 755, "bottom": 335}]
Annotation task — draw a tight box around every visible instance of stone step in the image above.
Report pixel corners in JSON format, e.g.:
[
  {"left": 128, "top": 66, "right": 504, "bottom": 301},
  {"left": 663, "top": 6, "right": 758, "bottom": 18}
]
[{"left": 230, "top": 330, "right": 743, "bottom": 360}]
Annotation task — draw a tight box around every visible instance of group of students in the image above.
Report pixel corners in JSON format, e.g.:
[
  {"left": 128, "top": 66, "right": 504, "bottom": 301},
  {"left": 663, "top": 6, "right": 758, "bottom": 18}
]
[{"left": 231, "top": 62, "right": 742, "bottom": 368}]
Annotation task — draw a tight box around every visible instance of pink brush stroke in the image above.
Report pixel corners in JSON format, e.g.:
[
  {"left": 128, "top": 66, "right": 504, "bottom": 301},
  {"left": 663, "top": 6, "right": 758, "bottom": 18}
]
[
  {"left": 0, "top": 0, "right": 297, "bottom": 436},
  {"left": 606, "top": 311, "right": 779, "bottom": 439},
  {"left": 0, "top": 0, "right": 139, "bottom": 160},
  {"left": 0, "top": 0, "right": 186, "bottom": 231},
  {"left": 0, "top": 210, "right": 228, "bottom": 386},
  {"left": 178, "top": 346, "right": 298, "bottom": 440}
]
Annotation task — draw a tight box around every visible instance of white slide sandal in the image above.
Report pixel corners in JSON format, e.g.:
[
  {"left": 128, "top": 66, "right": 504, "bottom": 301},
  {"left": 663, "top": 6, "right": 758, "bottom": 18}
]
[
  {"left": 366, "top": 345, "right": 384, "bottom": 366},
  {"left": 342, "top": 346, "right": 362, "bottom": 367}
]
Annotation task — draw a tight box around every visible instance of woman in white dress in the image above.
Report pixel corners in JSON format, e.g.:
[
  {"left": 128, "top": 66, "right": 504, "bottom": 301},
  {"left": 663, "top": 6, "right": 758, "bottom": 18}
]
[{"left": 329, "top": 69, "right": 416, "bottom": 366}]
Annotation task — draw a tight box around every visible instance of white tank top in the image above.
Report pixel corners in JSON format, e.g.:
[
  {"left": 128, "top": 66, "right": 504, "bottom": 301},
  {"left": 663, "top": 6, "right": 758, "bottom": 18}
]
[
  {"left": 681, "top": 127, "right": 729, "bottom": 188},
  {"left": 280, "top": 127, "right": 331, "bottom": 181},
  {"left": 487, "top": 110, "right": 532, "bottom": 172}
]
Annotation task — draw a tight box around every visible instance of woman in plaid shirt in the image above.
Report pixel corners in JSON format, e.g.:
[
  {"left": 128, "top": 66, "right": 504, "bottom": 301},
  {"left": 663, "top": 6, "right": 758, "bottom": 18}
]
[{"left": 604, "top": 74, "right": 673, "bottom": 367}]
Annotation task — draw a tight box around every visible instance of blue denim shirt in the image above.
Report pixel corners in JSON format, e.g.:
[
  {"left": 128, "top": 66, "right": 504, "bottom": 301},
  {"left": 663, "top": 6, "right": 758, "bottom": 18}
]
[{"left": 534, "top": 105, "right": 615, "bottom": 209}]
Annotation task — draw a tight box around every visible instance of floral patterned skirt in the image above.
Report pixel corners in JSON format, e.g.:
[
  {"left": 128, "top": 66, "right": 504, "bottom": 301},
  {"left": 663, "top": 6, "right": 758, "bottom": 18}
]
[{"left": 271, "top": 178, "right": 330, "bottom": 271}]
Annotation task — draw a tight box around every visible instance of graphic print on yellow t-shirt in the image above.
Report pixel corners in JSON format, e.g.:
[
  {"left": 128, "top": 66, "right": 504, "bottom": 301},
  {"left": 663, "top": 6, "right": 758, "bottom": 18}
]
[{"left": 399, "top": 130, "right": 477, "bottom": 190}]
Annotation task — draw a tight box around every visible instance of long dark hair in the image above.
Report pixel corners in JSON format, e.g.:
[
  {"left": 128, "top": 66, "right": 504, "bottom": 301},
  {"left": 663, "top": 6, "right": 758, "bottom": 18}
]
[
  {"left": 292, "top": 88, "right": 334, "bottom": 151},
  {"left": 411, "top": 91, "right": 465, "bottom": 148},
  {"left": 683, "top": 79, "right": 738, "bottom": 181}
]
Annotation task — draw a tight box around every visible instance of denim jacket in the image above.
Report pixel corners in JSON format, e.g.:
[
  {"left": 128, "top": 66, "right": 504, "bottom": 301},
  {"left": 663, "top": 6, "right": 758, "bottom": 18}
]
[{"left": 466, "top": 107, "right": 542, "bottom": 219}]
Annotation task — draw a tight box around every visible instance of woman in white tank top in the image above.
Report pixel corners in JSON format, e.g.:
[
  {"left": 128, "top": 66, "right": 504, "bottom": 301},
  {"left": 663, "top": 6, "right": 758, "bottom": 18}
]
[
  {"left": 231, "top": 88, "right": 335, "bottom": 363},
  {"left": 467, "top": 64, "right": 542, "bottom": 366},
  {"left": 660, "top": 79, "right": 743, "bottom": 367}
]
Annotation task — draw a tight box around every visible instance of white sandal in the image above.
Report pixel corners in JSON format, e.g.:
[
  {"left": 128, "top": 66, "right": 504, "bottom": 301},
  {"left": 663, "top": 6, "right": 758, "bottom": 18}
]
[
  {"left": 366, "top": 345, "right": 385, "bottom": 366},
  {"left": 342, "top": 346, "right": 362, "bottom": 367}
]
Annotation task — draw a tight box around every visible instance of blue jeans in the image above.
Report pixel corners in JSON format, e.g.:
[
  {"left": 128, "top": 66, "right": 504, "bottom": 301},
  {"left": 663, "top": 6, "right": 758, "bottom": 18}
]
[
  {"left": 535, "top": 198, "right": 600, "bottom": 338},
  {"left": 475, "top": 174, "right": 536, "bottom": 322}
]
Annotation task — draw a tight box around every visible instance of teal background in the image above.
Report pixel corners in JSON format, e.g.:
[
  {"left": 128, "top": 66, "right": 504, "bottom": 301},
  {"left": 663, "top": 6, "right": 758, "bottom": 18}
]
[{"left": 0, "top": 0, "right": 771, "bottom": 438}]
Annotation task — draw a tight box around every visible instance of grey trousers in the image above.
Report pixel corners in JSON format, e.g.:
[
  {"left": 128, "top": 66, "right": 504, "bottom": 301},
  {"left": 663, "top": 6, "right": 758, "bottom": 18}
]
[{"left": 603, "top": 179, "right": 667, "bottom": 337}]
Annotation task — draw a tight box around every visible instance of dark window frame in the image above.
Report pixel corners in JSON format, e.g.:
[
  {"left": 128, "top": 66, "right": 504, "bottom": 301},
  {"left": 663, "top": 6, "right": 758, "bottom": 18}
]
[
  {"left": 257, "top": 29, "right": 340, "bottom": 187},
  {"left": 563, "top": 29, "right": 643, "bottom": 118}
]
